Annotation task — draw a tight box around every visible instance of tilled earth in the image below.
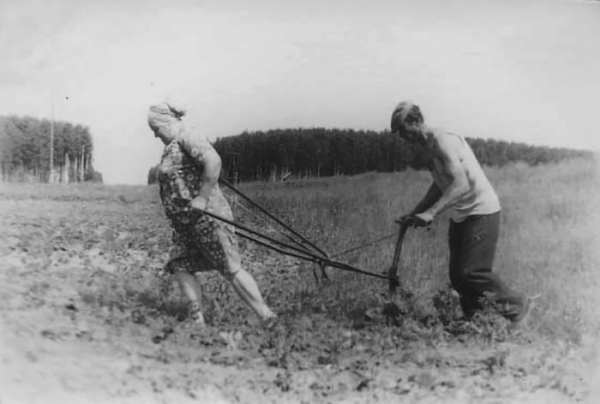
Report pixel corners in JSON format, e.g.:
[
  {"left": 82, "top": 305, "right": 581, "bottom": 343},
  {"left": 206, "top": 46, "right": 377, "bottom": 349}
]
[{"left": 1, "top": 197, "right": 599, "bottom": 404}]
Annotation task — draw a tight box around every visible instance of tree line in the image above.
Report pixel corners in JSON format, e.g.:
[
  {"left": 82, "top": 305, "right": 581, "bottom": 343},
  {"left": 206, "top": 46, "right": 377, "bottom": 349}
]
[
  {"left": 148, "top": 128, "right": 593, "bottom": 184},
  {"left": 0, "top": 115, "right": 102, "bottom": 183}
]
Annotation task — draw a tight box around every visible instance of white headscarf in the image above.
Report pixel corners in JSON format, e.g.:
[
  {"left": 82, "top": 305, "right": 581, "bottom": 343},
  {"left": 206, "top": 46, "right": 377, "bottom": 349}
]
[{"left": 147, "top": 103, "right": 186, "bottom": 140}]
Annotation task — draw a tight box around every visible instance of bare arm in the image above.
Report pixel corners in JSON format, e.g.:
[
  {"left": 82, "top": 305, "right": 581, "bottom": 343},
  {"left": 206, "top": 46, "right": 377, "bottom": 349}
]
[
  {"left": 423, "top": 137, "right": 470, "bottom": 218},
  {"left": 410, "top": 182, "right": 442, "bottom": 215},
  {"left": 179, "top": 131, "right": 222, "bottom": 209}
]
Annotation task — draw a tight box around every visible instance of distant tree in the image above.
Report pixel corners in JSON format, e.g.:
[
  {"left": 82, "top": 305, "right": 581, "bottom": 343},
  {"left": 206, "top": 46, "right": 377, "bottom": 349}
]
[
  {"left": 147, "top": 165, "right": 159, "bottom": 185},
  {"left": 86, "top": 170, "right": 104, "bottom": 183},
  {"left": 147, "top": 127, "right": 593, "bottom": 184},
  {"left": 0, "top": 115, "right": 101, "bottom": 183}
]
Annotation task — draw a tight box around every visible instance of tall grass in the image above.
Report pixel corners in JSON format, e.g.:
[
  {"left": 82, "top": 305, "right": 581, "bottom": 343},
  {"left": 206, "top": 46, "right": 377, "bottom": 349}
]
[
  {"left": 237, "top": 158, "right": 600, "bottom": 341},
  {"left": 4, "top": 158, "right": 597, "bottom": 343},
  {"left": 489, "top": 159, "right": 600, "bottom": 340}
]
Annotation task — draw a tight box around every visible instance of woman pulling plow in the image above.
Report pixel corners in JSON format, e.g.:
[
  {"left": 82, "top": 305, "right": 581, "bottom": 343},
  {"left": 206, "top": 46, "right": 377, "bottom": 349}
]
[{"left": 147, "top": 103, "right": 276, "bottom": 328}]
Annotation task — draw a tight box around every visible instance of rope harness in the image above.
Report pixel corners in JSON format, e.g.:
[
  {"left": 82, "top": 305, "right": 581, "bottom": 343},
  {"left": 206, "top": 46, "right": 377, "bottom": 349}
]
[{"left": 205, "top": 178, "right": 407, "bottom": 290}]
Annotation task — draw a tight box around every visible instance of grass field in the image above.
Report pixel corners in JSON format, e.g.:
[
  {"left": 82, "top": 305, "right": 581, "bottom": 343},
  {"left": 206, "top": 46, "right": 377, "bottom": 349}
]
[{"left": 1, "top": 158, "right": 599, "bottom": 403}]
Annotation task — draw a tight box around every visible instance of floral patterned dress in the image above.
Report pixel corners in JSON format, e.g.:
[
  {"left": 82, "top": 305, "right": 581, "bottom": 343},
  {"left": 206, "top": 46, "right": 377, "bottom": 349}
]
[{"left": 158, "top": 138, "right": 241, "bottom": 278}]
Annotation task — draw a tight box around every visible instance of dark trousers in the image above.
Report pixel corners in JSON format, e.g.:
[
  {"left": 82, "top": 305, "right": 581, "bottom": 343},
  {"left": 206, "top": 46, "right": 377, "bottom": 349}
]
[{"left": 448, "top": 212, "right": 524, "bottom": 319}]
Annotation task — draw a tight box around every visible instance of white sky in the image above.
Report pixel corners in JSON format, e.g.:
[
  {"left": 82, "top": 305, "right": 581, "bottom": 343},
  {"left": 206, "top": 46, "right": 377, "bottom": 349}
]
[{"left": 1, "top": 0, "right": 599, "bottom": 184}]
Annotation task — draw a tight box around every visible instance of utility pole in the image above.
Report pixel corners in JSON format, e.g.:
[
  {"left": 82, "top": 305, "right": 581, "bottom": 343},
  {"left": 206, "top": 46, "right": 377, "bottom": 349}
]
[{"left": 49, "top": 91, "right": 54, "bottom": 183}]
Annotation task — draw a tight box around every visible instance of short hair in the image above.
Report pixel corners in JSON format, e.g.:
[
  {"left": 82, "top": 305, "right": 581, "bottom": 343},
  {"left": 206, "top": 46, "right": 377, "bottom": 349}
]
[{"left": 391, "top": 102, "right": 424, "bottom": 132}]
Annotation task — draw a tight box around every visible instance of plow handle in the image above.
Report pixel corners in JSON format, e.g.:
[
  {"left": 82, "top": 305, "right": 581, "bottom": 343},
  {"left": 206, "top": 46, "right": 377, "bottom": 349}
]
[{"left": 388, "top": 223, "right": 409, "bottom": 298}]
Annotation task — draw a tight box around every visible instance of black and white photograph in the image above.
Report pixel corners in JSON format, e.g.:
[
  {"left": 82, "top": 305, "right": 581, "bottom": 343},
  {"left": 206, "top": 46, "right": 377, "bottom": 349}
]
[{"left": 1, "top": 0, "right": 599, "bottom": 403}]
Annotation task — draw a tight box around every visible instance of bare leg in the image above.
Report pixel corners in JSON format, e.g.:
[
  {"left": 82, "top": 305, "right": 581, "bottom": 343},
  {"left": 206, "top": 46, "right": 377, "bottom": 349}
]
[
  {"left": 229, "top": 269, "right": 275, "bottom": 321},
  {"left": 214, "top": 226, "right": 276, "bottom": 322},
  {"left": 174, "top": 272, "right": 206, "bottom": 327}
]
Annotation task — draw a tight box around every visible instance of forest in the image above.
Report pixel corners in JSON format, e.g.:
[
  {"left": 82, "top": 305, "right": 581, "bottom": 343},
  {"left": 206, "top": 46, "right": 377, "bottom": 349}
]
[
  {"left": 148, "top": 128, "right": 593, "bottom": 184},
  {"left": 0, "top": 115, "right": 102, "bottom": 183}
]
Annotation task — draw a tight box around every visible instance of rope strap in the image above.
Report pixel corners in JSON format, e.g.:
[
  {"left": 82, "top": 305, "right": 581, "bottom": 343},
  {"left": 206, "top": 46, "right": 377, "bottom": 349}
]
[
  {"left": 200, "top": 207, "right": 391, "bottom": 282},
  {"left": 219, "top": 178, "right": 329, "bottom": 259}
]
